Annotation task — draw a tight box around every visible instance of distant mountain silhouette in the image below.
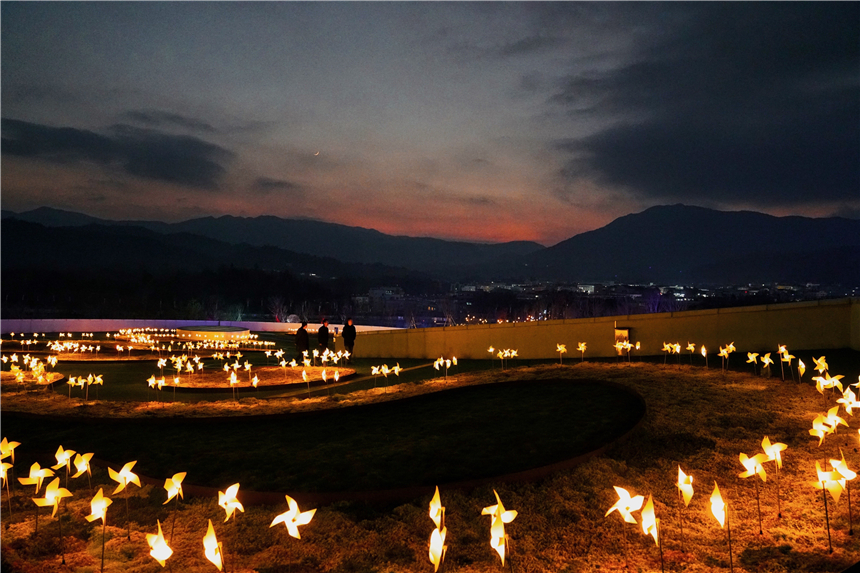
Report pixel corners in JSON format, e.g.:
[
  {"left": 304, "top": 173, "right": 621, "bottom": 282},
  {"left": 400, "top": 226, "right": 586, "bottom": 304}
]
[
  {"left": 524, "top": 204, "right": 860, "bottom": 284},
  {"left": 5, "top": 205, "right": 860, "bottom": 285},
  {"left": 1, "top": 219, "right": 431, "bottom": 287},
  {"left": 3, "top": 207, "right": 542, "bottom": 277}
]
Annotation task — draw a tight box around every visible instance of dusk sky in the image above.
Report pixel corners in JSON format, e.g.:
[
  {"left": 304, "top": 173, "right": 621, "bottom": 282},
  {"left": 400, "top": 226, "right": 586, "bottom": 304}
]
[{"left": 2, "top": 2, "right": 858, "bottom": 246}]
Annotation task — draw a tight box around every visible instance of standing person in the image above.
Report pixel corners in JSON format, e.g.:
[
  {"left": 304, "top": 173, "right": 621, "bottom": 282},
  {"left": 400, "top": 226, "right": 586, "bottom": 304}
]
[
  {"left": 342, "top": 318, "right": 356, "bottom": 361},
  {"left": 317, "top": 319, "right": 330, "bottom": 354},
  {"left": 295, "top": 321, "right": 309, "bottom": 361}
]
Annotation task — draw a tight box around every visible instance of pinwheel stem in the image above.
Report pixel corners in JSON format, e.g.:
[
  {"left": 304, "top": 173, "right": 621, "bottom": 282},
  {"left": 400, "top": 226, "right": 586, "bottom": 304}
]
[
  {"left": 5, "top": 478, "right": 12, "bottom": 524},
  {"left": 822, "top": 481, "right": 833, "bottom": 553},
  {"left": 125, "top": 491, "right": 131, "bottom": 540},
  {"left": 848, "top": 481, "right": 854, "bottom": 535},
  {"left": 34, "top": 503, "right": 39, "bottom": 535},
  {"left": 776, "top": 465, "right": 782, "bottom": 518},
  {"left": 780, "top": 361, "right": 785, "bottom": 381},
  {"left": 101, "top": 517, "right": 106, "bottom": 573},
  {"left": 726, "top": 503, "right": 734, "bottom": 573},
  {"left": 754, "top": 479, "right": 763, "bottom": 535},
  {"left": 677, "top": 489, "right": 685, "bottom": 549},
  {"left": 506, "top": 533, "right": 515, "bottom": 572},
  {"left": 657, "top": 521, "right": 665, "bottom": 573},
  {"left": 59, "top": 503, "right": 66, "bottom": 564},
  {"left": 171, "top": 493, "right": 179, "bottom": 543}
]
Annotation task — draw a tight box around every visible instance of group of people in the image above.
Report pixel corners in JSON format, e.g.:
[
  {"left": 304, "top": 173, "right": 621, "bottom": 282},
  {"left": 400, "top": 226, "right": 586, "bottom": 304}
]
[{"left": 294, "top": 318, "right": 356, "bottom": 362}]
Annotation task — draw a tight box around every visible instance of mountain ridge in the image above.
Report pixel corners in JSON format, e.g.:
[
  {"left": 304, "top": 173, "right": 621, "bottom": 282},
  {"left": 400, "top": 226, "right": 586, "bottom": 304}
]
[{"left": 5, "top": 204, "right": 860, "bottom": 285}]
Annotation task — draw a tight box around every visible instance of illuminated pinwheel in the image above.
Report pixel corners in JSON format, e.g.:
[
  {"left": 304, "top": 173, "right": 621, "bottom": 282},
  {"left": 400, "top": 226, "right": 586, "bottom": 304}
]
[
  {"left": 429, "top": 488, "right": 448, "bottom": 572},
  {"left": 72, "top": 452, "right": 94, "bottom": 479},
  {"left": 18, "top": 462, "right": 54, "bottom": 493},
  {"left": 640, "top": 494, "right": 659, "bottom": 546},
  {"left": 163, "top": 472, "right": 186, "bottom": 505},
  {"left": 739, "top": 452, "right": 768, "bottom": 481},
  {"left": 482, "top": 490, "right": 517, "bottom": 566},
  {"left": 1, "top": 461, "right": 11, "bottom": 489},
  {"left": 798, "top": 359, "right": 806, "bottom": 382},
  {"left": 780, "top": 351, "right": 795, "bottom": 372},
  {"left": 813, "top": 356, "right": 829, "bottom": 375},
  {"left": 52, "top": 445, "right": 76, "bottom": 474},
  {"left": 761, "top": 437, "right": 787, "bottom": 469},
  {"left": 814, "top": 373, "right": 845, "bottom": 394},
  {"left": 605, "top": 486, "right": 644, "bottom": 524},
  {"left": 85, "top": 488, "right": 112, "bottom": 523},
  {"left": 146, "top": 520, "right": 173, "bottom": 567},
  {"left": 710, "top": 482, "right": 726, "bottom": 528},
  {"left": 1, "top": 437, "right": 20, "bottom": 463},
  {"left": 577, "top": 342, "right": 586, "bottom": 362},
  {"left": 218, "top": 483, "right": 244, "bottom": 522},
  {"left": 747, "top": 352, "right": 759, "bottom": 374},
  {"left": 33, "top": 476, "right": 72, "bottom": 518},
  {"left": 108, "top": 461, "right": 141, "bottom": 494},
  {"left": 823, "top": 406, "right": 849, "bottom": 433},
  {"left": 838, "top": 389, "right": 860, "bottom": 415},
  {"left": 556, "top": 344, "right": 567, "bottom": 364},
  {"left": 270, "top": 494, "right": 316, "bottom": 539},
  {"left": 677, "top": 467, "right": 694, "bottom": 507},
  {"left": 760, "top": 353, "right": 774, "bottom": 374},
  {"left": 739, "top": 451, "right": 769, "bottom": 533},
  {"left": 813, "top": 461, "right": 844, "bottom": 504},
  {"left": 203, "top": 519, "right": 224, "bottom": 571},
  {"left": 831, "top": 451, "right": 857, "bottom": 485}
]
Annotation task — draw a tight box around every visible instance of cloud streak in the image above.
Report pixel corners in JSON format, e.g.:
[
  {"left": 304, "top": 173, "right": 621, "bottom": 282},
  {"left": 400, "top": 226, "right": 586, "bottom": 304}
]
[
  {"left": 2, "top": 118, "right": 234, "bottom": 189},
  {"left": 121, "top": 110, "right": 217, "bottom": 133}
]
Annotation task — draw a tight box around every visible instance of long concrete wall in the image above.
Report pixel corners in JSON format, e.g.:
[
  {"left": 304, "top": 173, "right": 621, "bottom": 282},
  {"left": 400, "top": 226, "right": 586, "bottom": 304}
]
[
  {"left": 352, "top": 298, "right": 860, "bottom": 359},
  {"left": 0, "top": 318, "right": 396, "bottom": 336}
]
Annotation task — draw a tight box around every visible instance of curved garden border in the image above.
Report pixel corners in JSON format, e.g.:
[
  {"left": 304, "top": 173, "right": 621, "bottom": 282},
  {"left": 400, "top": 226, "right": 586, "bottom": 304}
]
[{"left": 13, "top": 377, "right": 647, "bottom": 505}]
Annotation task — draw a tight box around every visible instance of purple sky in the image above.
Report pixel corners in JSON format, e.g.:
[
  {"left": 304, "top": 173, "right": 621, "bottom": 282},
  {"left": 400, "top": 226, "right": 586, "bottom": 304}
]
[{"left": 2, "top": 2, "right": 858, "bottom": 245}]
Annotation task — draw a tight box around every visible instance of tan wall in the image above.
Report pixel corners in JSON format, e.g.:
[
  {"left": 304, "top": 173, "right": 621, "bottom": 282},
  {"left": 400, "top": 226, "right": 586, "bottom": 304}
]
[{"left": 353, "top": 298, "right": 860, "bottom": 359}]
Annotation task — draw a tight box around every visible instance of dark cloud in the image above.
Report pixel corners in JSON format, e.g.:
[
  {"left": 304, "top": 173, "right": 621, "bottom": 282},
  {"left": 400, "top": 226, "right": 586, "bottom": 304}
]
[
  {"left": 251, "top": 177, "right": 304, "bottom": 196},
  {"left": 551, "top": 3, "right": 860, "bottom": 205},
  {"left": 121, "top": 110, "right": 217, "bottom": 133},
  {"left": 498, "top": 35, "right": 562, "bottom": 57},
  {"left": 1, "top": 118, "right": 233, "bottom": 189}
]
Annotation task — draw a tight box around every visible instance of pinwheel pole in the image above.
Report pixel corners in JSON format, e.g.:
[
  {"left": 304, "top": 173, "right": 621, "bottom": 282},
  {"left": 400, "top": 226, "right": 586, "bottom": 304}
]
[
  {"left": 5, "top": 475, "right": 12, "bottom": 524},
  {"left": 848, "top": 480, "right": 854, "bottom": 535},
  {"left": 822, "top": 479, "right": 833, "bottom": 553},
  {"left": 171, "top": 492, "right": 180, "bottom": 542},
  {"left": 753, "top": 478, "right": 763, "bottom": 535},
  {"left": 726, "top": 503, "right": 734, "bottom": 573},
  {"left": 101, "top": 515, "right": 106, "bottom": 572},
  {"left": 677, "top": 489, "right": 685, "bottom": 549},
  {"left": 775, "top": 464, "right": 782, "bottom": 518}
]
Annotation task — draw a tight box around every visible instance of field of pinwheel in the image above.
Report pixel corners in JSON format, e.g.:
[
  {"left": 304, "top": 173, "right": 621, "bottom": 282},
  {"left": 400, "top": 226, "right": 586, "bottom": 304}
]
[{"left": 2, "top": 350, "right": 860, "bottom": 572}]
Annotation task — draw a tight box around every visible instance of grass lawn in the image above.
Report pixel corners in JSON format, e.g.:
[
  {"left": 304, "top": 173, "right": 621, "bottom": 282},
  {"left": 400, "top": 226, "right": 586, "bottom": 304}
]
[{"left": 2, "top": 350, "right": 860, "bottom": 572}]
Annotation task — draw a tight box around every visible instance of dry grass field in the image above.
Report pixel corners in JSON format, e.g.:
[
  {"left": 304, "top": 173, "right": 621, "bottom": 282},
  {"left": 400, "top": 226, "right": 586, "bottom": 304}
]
[{"left": 3, "top": 359, "right": 860, "bottom": 572}]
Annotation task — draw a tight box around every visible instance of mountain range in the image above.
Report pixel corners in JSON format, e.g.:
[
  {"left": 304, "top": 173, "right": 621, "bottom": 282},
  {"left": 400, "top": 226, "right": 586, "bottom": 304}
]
[{"left": 3, "top": 205, "right": 859, "bottom": 285}]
